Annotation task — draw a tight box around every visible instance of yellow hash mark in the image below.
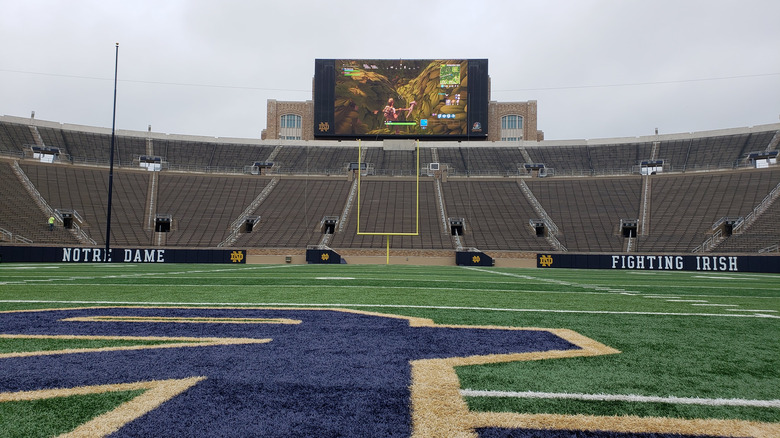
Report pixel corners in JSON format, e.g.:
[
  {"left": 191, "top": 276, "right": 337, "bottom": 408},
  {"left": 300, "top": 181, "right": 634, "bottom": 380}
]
[
  {"left": 62, "top": 316, "right": 301, "bottom": 324},
  {"left": 0, "top": 334, "right": 271, "bottom": 358}
]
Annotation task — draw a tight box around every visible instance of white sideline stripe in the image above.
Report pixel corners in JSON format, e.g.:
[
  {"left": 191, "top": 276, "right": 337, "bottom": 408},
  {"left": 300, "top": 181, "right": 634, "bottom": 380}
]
[
  {"left": 666, "top": 299, "right": 708, "bottom": 302},
  {"left": 1, "top": 300, "right": 778, "bottom": 319},
  {"left": 691, "top": 303, "right": 739, "bottom": 307},
  {"left": 459, "top": 389, "right": 780, "bottom": 409}
]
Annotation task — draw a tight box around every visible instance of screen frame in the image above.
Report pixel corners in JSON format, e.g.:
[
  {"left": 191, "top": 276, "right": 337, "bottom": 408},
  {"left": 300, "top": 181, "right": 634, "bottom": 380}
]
[{"left": 314, "top": 59, "right": 489, "bottom": 140}]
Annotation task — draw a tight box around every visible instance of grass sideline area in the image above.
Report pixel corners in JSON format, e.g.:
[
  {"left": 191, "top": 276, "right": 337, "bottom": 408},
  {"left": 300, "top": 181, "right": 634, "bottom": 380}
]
[{"left": 0, "top": 263, "right": 778, "bottom": 436}]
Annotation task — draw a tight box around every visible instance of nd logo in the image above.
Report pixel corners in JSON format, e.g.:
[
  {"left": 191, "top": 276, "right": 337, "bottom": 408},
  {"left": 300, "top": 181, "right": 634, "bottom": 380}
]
[{"left": 230, "top": 251, "right": 244, "bottom": 263}]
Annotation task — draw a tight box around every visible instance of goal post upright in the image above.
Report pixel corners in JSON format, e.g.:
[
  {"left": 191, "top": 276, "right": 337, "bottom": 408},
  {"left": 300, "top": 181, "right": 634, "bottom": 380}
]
[{"left": 356, "top": 139, "right": 420, "bottom": 264}]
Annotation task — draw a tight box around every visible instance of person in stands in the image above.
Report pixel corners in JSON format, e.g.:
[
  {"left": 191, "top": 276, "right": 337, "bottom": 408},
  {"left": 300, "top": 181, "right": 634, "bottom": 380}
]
[{"left": 48, "top": 216, "right": 55, "bottom": 231}]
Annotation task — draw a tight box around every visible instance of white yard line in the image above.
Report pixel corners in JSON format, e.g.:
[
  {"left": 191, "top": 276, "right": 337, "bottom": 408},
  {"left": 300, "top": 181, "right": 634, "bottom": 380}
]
[
  {"left": 462, "top": 267, "right": 634, "bottom": 294},
  {"left": 2, "top": 300, "right": 778, "bottom": 319},
  {"left": 725, "top": 309, "right": 778, "bottom": 313},
  {"left": 0, "top": 265, "right": 293, "bottom": 285},
  {"left": 459, "top": 389, "right": 780, "bottom": 409}
]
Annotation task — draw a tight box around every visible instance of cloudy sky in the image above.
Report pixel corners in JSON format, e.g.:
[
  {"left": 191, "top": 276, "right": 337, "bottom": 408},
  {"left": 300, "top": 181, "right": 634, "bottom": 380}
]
[{"left": 1, "top": 0, "right": 779, "bottom": 140}]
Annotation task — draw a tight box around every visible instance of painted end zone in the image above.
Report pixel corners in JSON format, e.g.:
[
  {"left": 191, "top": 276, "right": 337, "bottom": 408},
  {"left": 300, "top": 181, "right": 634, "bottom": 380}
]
[
  {"left": 3, "top": 307, "right": 776, "bottom": 436},
  {"left": 537, "top": 253, "right": 780, "bottom": 273}
]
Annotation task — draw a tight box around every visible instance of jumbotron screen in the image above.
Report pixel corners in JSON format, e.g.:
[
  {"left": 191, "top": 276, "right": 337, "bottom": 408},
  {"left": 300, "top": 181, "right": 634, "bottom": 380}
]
[{"left": 314, "top": 59, "right": 489, "bottom": 139}]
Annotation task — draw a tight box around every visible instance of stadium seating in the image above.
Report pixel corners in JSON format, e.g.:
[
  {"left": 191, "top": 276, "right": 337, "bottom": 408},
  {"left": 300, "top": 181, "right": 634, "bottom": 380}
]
[
  {"left": 637, "top": 169, "right": 780, "bottom": 252},
  {"left": 0, "top": 160, "right": 81, "bottom": 244},
  {"left": 271, "top": 146, "right": 356, "bottom": 174},
  {"left": 1, "top": 117, "right": 778, "bottom": 254},
  {"left": 155, "top": 174, "right": 275, "bottom": 247},
  {"left": 526, "top": 177, "right": 643, "bottom": 252},
  {"left": 235, "top": 178, "right": 352, "bottom": 248},
  {"left": 432, "top": 147, "right": 525, "bottom": 175},
  {"left": 330, "top": 180, "right": 452, "bottom": 249},
  {"left": 441, "top": 180, "right": 549, "bottom": 251},
  {"left": 20, "top": 162, "right": 150, "bottom": 246}
]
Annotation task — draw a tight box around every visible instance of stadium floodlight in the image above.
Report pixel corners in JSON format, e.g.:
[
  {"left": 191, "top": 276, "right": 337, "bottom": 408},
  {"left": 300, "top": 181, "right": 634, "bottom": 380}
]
[{"left": 356, "top": 139, "right": 420, "bottom": 263}]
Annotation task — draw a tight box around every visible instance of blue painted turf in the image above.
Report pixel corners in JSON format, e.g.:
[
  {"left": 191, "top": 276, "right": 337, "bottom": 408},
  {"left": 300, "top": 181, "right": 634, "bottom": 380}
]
[{"left": 1, "top": 307, "right": 579, "bottom": 437}]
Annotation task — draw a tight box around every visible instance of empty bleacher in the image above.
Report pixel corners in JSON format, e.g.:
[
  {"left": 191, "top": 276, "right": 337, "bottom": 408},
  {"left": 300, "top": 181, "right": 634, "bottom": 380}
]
[
  {"left": 657, "top": 131, "right": 777, "bottom": 172},
  {"left": 271, "top": 146, "right": 356, "bottom": 174},
  {"left": 526, "top": 177, "right": 643, "bottom": 252},
  {"left": 155, "top": 174, "right": 273, "bottom": 247},
  {"left": 210, "top": 143, "right": 276, "bottom": 170},
  {"left": 232, "top": 178, "right": 351, "bottom": 248},
  {"left": 0, "top": 120, "right": 36, "bottom": 156},
  {"left": 20, "top": 162, "right": 151, "bottom": 246},
  {"left": 331, "top": 180, "right": 451, "bottom": 249},
  {"left": 638, "top": 169, "right": 780, "bottom": 252},
  {"left": 153, "top": 139, "right": 213, "bottom": 169},
  {"left": 588, "top": 142, "right": 654, "bottom": 173},
  {"left": 3, "top": 116, "right": 780, "bottom": 254},
  {"left": 441, "top": 180, "right": 550, "bottom": 251},
  {"left": 525, "top": 145, "right": 592, "bottom": 175},
  {"left": 0, "top": 160, "right": 80, "bottom": 245},
  {"left": 363, "top": 148, "right": 433, "bottom": 176},
  {"left": 715, "top": 194, "right": 780, "bottom": 253}
]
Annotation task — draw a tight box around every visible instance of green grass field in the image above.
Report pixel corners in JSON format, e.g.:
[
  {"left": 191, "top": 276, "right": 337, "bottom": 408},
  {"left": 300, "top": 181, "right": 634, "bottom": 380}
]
[{"left": 1, "top": 263, "right": 778, "bottom": 436}]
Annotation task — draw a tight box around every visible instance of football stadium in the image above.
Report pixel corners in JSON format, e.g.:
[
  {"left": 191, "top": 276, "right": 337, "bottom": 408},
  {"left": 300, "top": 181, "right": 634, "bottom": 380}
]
[{"left": 1, "top": 57, "right": 779, "bottom": 437}]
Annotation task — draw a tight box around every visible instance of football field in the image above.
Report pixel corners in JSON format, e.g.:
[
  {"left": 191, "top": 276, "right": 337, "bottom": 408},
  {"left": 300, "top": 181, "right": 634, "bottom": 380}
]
[{"left": 0, "top": 263, "right": 778, "bottom": 437}]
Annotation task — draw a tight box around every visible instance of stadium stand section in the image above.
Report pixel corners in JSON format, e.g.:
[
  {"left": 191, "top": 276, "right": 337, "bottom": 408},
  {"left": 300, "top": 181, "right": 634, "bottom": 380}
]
[
  {"left": 154, "top": 174, "right": 274, "bottom": 247},
  {"left": 271, "top": 146, "right": 356, "bottom": 175},
  {"left": 0, "top": 160, "right": 80, "bottom": 245},
  {"left": 714, "top": 190, "right": 780, "bottom": 253},
  {"left": 638, "top": 169, "right": 780, "bottom": 252},
  {"left": 234, "top": 178, "right": 352, "bottom": 248},
  {"left": 435, "top": 146, "right": 526, "bottom": 176},
  {"left": 0, "top": 122, "right": 36, "bottom": 156},
  {"left": 526, "top": 177, "right": 643, "bottom": 252},
  {"left": 586, "top": 142, "right": 653, "bottom": 173},
  {"left": 441, "top": 180, "right": 551, "bottom": 251},
  {"left": 20, "top": 162, "right": 151, "bottom": 246},
  {"left": 1, "top": 115, "right": 779, "bottom": 255},
  {"left": 364, "top": 149, "right": 433, "bottom": 176},
  {"left": 330, "top": 180, "right": 452, "bottom": 250}
]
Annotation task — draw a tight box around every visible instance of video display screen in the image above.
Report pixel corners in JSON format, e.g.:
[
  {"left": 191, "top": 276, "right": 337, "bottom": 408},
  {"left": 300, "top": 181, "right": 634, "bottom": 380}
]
[{"left": 314, "top": 59, "right": 488, "bottom": 139}]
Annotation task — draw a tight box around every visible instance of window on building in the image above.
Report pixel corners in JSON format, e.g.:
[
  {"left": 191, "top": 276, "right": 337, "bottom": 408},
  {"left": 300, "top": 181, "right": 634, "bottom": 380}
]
[
  {"left": 280, "top": 114, "right": 302, "bottom": 140},
  {"left": 501, "top": 115, "right": 523, "bottom": 141}
]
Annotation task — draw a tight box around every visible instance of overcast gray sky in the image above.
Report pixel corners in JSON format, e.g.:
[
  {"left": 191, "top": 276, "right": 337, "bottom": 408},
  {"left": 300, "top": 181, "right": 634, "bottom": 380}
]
[{"left": 2, "top": 0, "right": 779, "bottom": 140}]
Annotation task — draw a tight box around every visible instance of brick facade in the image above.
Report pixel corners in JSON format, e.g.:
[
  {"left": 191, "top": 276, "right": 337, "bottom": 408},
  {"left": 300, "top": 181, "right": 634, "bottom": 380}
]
[
  {"left": 487, "top": 100, "right": 543, "bottom": 141},
  {"left": 263, "top": 100, "right": 313, "bottom": 140}
]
